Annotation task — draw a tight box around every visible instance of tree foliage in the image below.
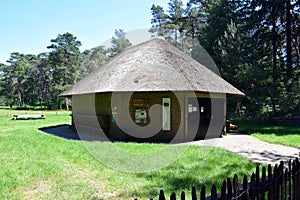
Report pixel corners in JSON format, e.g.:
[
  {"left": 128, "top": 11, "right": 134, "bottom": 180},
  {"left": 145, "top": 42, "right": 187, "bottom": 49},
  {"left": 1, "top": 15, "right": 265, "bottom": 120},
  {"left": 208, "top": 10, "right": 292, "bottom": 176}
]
[
  {"left": 0, "top": 30, "right": 131, "bottom": 109},
  {"left": 110, "top": 29, "right": 132, "bottom": 57},
  {"left": 150, "top": 0, "right": 300, "bottom": 118},
  {"left": 47, "top": 32, "right": 83, "bottom": 109}
]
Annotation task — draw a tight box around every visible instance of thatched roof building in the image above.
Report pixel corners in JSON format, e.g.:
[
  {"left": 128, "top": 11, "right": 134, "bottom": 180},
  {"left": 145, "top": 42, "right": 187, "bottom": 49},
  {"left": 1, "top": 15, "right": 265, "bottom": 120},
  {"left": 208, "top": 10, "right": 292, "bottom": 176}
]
[
  {"left": 61, "top": 38, "right": 243, "bottom": 97},
  {"left": 61, "top": 38, "right": 244, "bottom": 142}
]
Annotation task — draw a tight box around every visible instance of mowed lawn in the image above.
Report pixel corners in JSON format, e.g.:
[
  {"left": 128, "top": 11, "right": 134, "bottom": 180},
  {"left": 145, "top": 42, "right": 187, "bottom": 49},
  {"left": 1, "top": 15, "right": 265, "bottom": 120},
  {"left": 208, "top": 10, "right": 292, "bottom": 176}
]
[
  {"left": 0, "top": 110, "right": 257, "bottom": 200},
  {"left": 236, "top": 121, "right": 300, "bottom": 148}
]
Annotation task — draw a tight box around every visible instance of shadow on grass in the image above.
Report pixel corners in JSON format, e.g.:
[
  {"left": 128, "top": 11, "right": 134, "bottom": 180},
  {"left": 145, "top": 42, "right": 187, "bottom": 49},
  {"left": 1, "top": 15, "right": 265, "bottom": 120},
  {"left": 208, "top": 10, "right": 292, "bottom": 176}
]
[
  {"left": 236, "top": 122, "right": 300, "bottom": 136},
  {"left": 236, "top": 149, "right": 299, "bottom": 165},
  {"left": 39, "top": 125, "right": 80, "bottom": 140},
  {"left": 0, "top": 107, "right": 10, "bottom": 110},
  {"left": 136, "top": 155, "right": 256, "bottom": 197}
]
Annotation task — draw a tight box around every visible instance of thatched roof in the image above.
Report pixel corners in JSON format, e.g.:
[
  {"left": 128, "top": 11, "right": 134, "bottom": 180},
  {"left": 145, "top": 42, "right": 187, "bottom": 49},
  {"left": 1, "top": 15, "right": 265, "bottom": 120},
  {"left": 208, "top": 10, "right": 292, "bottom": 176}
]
[{"left": 60, "top": 38, "right": 244, "bottom": 97}]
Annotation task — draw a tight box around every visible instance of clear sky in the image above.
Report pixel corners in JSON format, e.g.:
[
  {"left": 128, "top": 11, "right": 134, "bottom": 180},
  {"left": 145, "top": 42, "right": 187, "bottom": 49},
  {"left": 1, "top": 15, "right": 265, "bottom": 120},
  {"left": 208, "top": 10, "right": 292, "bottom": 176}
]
[{"left": 0, "top": 0, "right": 175, "bottom": 64}]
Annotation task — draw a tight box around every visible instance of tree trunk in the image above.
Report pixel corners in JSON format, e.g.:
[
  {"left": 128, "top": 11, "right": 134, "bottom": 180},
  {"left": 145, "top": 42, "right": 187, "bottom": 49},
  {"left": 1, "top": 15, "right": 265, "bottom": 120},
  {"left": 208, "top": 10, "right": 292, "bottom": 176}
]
[
  {"left": 66, "top": 99, "right": 69, "bottom": 111},
  {"left": 235, "top": 101, "right": 241, "bottom": 118},
  {"left": 286, "top": 0, "right": 292, "bottom": 92},
  {"left": 18, "top": 89, "right": 23, "bottom": 107},
  {"left": 40, "top": 97, "right": 43, "bottom": 110},
  {"left": 272, "top": 4, "right": 278, "bottom": 114}
]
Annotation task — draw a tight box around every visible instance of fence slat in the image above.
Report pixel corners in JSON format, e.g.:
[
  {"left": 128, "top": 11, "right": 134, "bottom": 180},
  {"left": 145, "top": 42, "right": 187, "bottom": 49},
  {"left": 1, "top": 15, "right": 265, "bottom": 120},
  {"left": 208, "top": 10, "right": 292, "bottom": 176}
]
[
  {"left": 211, "top": 184, "right": 217, "bottom": 200},
  {"left": 180, "top": 191, "right": 185, "bottom": 200},
  {"left": 221, "top": 180, "right": 226, "bottom": 200},
  {"left": 249, "top": 172, "right": 256, "bottom": 200},
  {"left": 200, "top": 186, "right": 206, "bottom": 200},
  {"left": 227, "top": 177, "right": 232, "bottom": 199},
  {"left": 284, "top": 168, "right": 288, "bottom": 200},
  {"left": 261, "top": 166, "right": 266, "bottom": 200},
  {"left": 296, "top": 158, "right": 300, "bottom": 200},
  {"left": 279, "top": 161, "right": 284, "bottom": 200},
  {"left": 292, "top": 160, "right": 297, "bottom": 200},
  {"left": 170, "top": 192, "right": 176, "bottom": 200},
  {"left": 274, "top": 164, "right": 279, "bottom": 200},
  {"left": 242, "top": 174, "right": 249, "bottom": 200},
  {"left": 159, "top": 190, "right": 166, "bottom": 200},
  {"left": 288, "top": 160, "right": 292, "bottom": 199},
  {"left": 233, "top": 174, "right": 240, "bottom": 198},
  {"left": 268, "top": 164, "right": 273, "bottom": 200},
  {"left": 255, "top": 166, "right": 260, "bottom": 200},
  {"left": 191, "top": 186, "right": 197, "bottom": 200}
]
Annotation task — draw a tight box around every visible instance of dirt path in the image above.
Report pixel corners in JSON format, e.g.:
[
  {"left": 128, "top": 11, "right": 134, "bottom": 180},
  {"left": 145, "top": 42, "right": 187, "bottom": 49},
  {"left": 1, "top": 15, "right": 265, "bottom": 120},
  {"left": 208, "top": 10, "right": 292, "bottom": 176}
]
[{"left": 188, "top": 134, "right": 300, "bottom": 166}]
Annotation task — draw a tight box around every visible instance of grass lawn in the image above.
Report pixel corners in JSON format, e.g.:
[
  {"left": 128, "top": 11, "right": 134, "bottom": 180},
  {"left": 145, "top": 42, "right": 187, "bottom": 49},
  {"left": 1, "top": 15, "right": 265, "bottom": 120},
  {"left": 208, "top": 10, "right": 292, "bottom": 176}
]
[
  {"left": 0, "top": 110, "right": 258, "bottom": 200},
  {"left": 236, "top": 121, "right": 300, "bottom": 148}
]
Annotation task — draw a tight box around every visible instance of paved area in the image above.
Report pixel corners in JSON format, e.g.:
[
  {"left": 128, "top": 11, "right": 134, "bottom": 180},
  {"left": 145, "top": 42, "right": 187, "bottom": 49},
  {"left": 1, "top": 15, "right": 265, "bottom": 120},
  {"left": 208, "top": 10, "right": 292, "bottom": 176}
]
[{"left": 189, "top": 134, "right": 300, "bottom": 166}]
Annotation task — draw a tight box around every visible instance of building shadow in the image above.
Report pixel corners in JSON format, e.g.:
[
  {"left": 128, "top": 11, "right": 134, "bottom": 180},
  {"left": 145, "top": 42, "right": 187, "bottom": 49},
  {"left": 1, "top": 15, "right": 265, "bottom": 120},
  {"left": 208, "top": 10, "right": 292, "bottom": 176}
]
[
  {"left": 39, "top": 125, "right": 81, "bottom": 140},
  {"left": 236, "top": 149, "right": 299, "bottom": 165},
  {"left": 40, "top": 124, "right": 224, "bottom": 143}
]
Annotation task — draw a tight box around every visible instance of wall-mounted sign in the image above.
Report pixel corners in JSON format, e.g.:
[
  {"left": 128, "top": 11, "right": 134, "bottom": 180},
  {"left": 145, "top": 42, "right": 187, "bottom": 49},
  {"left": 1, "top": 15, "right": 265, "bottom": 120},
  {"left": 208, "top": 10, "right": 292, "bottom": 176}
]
[
  {"left": 188, "top": 104, "right": 198, "bottom": 113},
  {"left": 162, "top": 98, "right": 171, "bottom": 131},
  {"left": 131, "top": 98, "right": 151, "bottom": 107},
  {"left": 135, "top": 108, "right": 147, "bottom": 124}
]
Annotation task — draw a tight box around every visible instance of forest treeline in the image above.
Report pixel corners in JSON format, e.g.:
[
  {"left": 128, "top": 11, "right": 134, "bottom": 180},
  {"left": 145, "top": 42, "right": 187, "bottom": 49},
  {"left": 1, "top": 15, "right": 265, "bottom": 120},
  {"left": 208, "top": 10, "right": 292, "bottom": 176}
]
[
  {"left": 150, "top": 0, "right": 299, "bottom": 118},
  {"left": 0, "top": 30, "right": 131, "bottom": 110},
  {"left": 0, "top": 0, "right": 299, "bottom": 119}
]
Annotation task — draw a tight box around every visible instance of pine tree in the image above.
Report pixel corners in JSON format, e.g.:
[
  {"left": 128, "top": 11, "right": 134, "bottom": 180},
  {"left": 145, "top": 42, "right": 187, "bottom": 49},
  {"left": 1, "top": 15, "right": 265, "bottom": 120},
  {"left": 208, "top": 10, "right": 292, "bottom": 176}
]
[{"left": 47, "top": 32, "right": 83, "bottom": 109}]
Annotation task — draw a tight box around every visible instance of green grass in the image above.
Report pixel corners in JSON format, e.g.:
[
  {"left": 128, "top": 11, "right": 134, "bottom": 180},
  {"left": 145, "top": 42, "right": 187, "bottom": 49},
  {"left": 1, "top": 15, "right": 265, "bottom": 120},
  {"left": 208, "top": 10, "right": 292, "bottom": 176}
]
[
  {"left": 0, "top": 110, "right": 258, "bottom": 200},
  {"left": 236, "top": 121, "right": 300, "bottom": 148}
]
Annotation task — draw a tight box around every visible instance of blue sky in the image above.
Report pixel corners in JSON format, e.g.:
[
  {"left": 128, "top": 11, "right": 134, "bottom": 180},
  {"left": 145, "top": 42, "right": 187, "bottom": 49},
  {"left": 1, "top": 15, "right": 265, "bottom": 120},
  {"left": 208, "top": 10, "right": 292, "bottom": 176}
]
[{"left": 0, "top": 0, "right": 176, "bottom": 64}]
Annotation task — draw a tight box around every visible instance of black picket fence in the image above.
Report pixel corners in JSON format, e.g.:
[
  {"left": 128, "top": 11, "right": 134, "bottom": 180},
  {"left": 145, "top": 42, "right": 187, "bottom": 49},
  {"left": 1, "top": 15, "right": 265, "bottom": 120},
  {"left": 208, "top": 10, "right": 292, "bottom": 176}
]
[{"left": 135, "top": 157, "right": 300, "bottom": 200}]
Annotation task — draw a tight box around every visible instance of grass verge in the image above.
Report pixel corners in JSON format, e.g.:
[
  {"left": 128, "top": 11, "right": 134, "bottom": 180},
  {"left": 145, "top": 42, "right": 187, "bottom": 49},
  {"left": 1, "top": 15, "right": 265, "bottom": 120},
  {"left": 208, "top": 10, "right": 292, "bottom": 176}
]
[
  {"left": 236, "top": 121, "right": 300, "bottom": 148},
  {"left": 0, "top": 110, "right": 257, "bottom": 199}
]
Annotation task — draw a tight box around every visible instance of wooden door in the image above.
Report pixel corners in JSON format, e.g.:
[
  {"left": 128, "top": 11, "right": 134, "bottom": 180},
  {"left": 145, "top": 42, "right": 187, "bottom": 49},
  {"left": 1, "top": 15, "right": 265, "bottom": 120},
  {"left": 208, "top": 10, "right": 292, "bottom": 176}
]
[{"left": 188, "top": 98, "right": 211, "bottom": 140}]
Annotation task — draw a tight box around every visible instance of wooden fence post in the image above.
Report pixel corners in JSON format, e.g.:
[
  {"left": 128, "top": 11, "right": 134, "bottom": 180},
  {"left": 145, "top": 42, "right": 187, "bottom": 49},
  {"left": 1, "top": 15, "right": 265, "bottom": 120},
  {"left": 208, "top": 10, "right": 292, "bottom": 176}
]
[
  {"left": 255, "top": 166, "right": 260, "bottom": 199},
  {"left": 242, "top": 174, "right": 249, "bottom": 200},
  {"left": 288, "top": 160, "right": 292, "bottom": 199},
  {"left": 227, "top": 177, "right": 233, "bottom": 199},
  {"left": 261, "top": 166, "right": 266, "bottom": 200},
  {"left": 221, "top": 180, "right": 226, "bottom": 200},
  {"left": 200, "top": 186, "right": 206, "bottom": 200},
  {"left": 274, "top": 164, "right": 279, "bottom": 200},
  {"left": 159, "top": 190, "right": 166, "bottom": 200},
  {"left": 180, "top": 191, "right": 185, "bottom": 200},
  {"left": 268, "top": 164, "right": 273, "bottom": 200},
  {"left": 191, "top": 186, "right": 197, "bottom": 200},
  {"left": 249, "top": 172, "right": 256, "bottom": 199},
  {"left": 279, "top": 161, "right": 284, "bottom": 200},
  {"left": 284, "top": 168, "right": 288, "bottom": 200},
  {"left": 233, "top": 174, "right": 240, "bottom": 198},
  {"left": 295, "top": 158, "right": 300, "bottom": 200},
  {"left": 292, "top": 160, "right": 297, "bottom": 200},
  {"left": 211, "top": 184, "right": 217, "bottom": 200},
  {"left": 170, "top": 192, "right": 176, "bottom": 200}
]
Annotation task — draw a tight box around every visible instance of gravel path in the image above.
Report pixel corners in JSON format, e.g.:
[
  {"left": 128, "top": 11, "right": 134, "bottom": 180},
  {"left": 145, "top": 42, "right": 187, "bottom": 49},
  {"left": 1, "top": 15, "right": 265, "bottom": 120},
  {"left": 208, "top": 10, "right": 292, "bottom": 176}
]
[{"left": 189, "top": 134, "right": 300, "bottom": 165}]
